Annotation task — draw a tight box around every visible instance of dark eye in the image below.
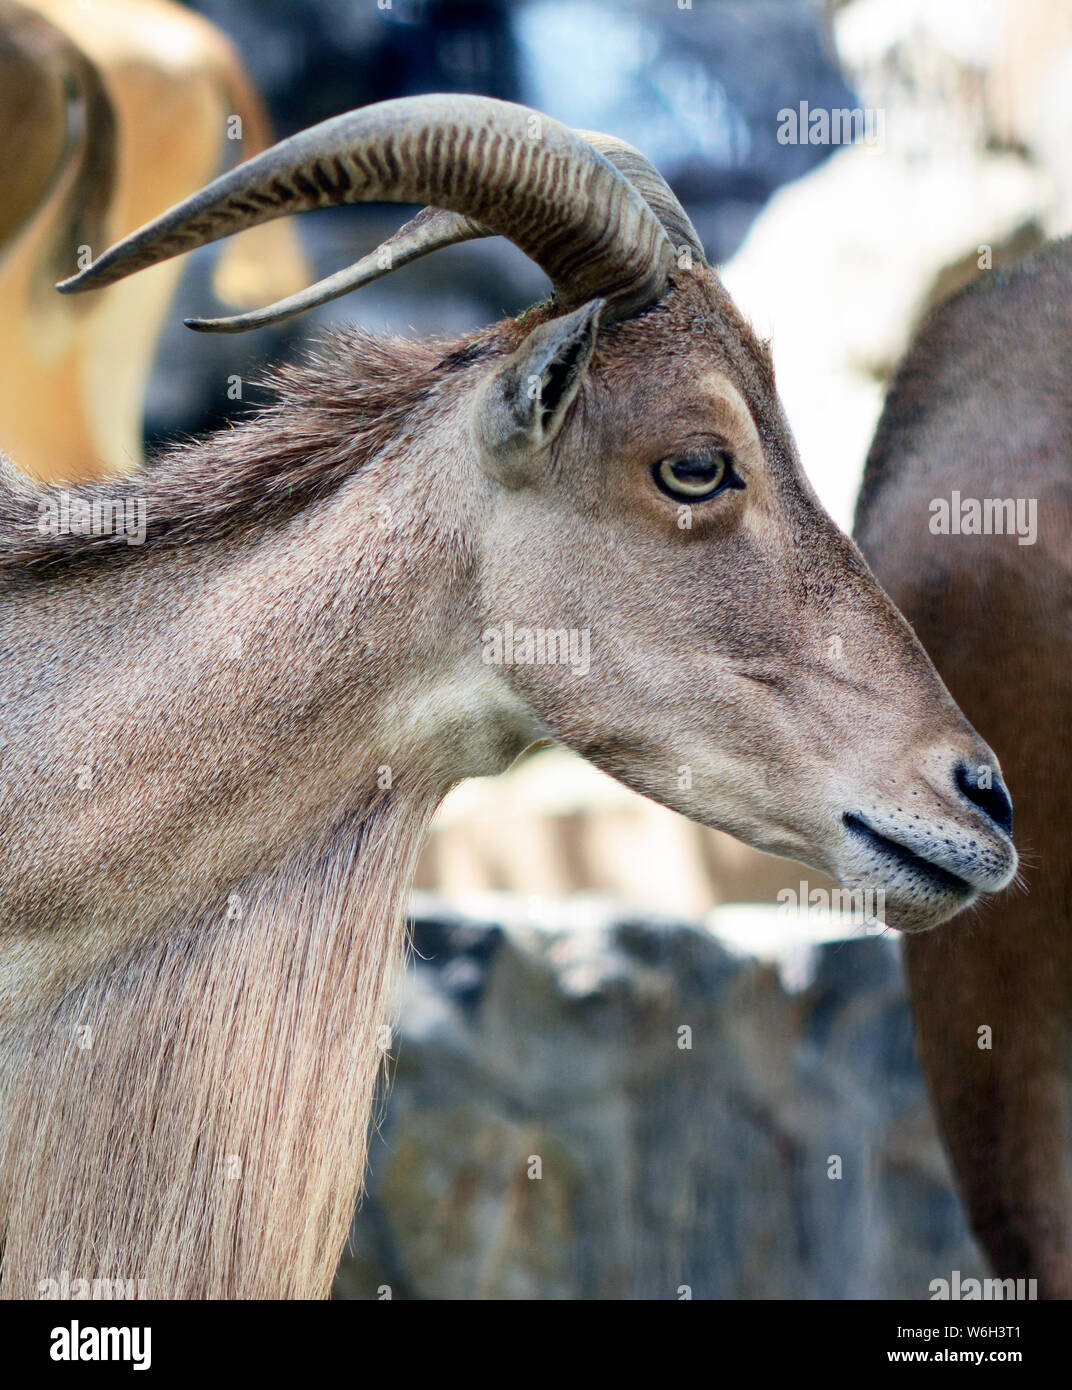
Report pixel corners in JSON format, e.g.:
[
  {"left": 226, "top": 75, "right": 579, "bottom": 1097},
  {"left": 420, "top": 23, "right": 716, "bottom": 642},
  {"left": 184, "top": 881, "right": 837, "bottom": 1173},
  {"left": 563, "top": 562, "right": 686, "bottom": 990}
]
[{"left": 652, "top": 451, "right": 737, "bottom": 501}]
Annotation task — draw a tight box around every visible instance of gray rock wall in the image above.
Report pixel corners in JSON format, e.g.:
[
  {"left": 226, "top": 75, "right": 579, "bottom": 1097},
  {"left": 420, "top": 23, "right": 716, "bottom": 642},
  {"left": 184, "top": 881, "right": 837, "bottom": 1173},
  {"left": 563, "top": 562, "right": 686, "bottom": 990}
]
[{"left": 335, "top": 904, "right": 983, "bottom": 1299}]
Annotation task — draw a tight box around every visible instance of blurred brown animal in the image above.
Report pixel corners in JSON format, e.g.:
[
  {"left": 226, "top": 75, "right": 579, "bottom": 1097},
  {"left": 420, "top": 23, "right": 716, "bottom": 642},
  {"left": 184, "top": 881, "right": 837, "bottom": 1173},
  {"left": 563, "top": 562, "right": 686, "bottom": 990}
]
[
  {"left": 0, "top": 0, "right": 307, "bottom": 483},
  {"left": 855, "top": 239, "right": 1072, "bottom": 1298}
]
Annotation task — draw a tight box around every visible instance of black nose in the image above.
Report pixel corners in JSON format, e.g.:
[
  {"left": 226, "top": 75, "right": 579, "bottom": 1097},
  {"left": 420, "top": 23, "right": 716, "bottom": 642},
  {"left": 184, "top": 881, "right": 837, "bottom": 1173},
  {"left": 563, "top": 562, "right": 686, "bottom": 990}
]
[{"left": 955, "top": 761, "right": 1013, "bottom": 834}]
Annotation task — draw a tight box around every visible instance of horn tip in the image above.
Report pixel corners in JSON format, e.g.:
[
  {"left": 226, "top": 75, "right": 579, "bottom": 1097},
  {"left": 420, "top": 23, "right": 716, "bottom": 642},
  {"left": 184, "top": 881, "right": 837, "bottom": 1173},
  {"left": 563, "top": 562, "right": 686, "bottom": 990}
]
[
  {"left": 55, "top": 271, "right": 91, "bottom": 295},
  {"left": 186, "top": 312, "right": 270, "bottom": 334},
  {"left": 184, "top": 316, "right": 230, "bottom": 334}
]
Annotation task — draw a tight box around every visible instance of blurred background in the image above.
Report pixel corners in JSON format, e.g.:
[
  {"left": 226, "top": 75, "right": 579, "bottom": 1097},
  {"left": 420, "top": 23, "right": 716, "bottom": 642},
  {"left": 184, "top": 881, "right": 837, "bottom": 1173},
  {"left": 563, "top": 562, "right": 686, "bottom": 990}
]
[{"left": 3, "top": 0, "right": 1070, "bottom": 1297}]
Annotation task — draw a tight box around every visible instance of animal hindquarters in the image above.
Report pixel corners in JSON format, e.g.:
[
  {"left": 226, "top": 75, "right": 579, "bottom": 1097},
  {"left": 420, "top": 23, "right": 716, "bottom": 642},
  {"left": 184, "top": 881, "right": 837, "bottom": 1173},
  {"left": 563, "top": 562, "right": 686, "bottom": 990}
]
[{"left": 854, "top": 243, "right": 1072, "bottom": 1297}]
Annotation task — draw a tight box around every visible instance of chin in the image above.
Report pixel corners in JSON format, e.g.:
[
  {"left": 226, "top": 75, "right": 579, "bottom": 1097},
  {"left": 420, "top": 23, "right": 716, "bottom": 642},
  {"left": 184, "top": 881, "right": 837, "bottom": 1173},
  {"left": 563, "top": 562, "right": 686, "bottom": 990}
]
[{"left": 877, "top": 887, "right": 980, "bottom": 934}]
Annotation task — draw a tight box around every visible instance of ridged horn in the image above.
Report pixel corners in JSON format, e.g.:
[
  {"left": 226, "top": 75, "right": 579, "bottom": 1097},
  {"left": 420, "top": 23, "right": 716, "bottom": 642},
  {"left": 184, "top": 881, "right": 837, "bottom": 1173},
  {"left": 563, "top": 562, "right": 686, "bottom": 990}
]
[
  {"left": 56, "top": 94, "right": 674, "bottom": 324},
  {"left": 579, "top": 131, "right": 704, "bottom": 260},
  {"left": 183, "top": 131, "right": 704, "bottom": 335}
]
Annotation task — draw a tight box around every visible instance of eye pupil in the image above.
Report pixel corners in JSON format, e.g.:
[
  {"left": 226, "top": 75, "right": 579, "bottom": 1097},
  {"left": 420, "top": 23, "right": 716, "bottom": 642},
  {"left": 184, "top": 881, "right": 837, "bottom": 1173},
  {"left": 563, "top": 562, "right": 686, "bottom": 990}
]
[
  {"left": 672, "top": 461, "right": 717, "bottom": 482},
  {"left": 654, "top": 452, "right": 732, "bottom": 500}
]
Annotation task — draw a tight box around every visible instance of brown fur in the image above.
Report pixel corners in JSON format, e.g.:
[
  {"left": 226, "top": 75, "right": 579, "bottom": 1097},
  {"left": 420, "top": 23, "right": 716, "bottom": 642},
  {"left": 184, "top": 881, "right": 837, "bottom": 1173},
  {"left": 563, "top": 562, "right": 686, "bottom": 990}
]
[
  {"left": 0, "top": 268, "right": 1019, "bottom": 1298},
  {"left": 1, "top": 795, "right": 432, "bottom": 1298},
  {"left": 0, "top": 319, "right": 488, "bottom": 1296},
  {"left": 0, "top": 326, "right": 460, "bottom": 569},
  {"left": 855, "top": 238, "right": 1072, "bottom": 1297}
]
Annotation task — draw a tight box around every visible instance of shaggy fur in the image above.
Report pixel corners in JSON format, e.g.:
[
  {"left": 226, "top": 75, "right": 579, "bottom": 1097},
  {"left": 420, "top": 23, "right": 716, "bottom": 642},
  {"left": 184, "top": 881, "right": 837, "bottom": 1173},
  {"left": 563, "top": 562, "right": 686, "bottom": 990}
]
[
  {"left": 0, "top": 267, "right": 1018, "bottom": 1299},
  {"left": 0, "top": 278, "right": 785, "bottom": 1299},
  {"left": 0, "top": 325, "right": 470, "bottom": 569},
  {"left": 0, "top": 792, "right": 433, "bottom": 1298},
  {"left": 0, "top": 317, "right": 495, "bottom": 1298}
]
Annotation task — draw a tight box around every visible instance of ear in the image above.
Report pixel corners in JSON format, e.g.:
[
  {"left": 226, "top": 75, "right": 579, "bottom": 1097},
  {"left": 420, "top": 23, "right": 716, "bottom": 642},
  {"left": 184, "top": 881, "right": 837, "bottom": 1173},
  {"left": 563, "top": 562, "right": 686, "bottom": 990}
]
[{"left": 473, "top": 297, "right": 605, "bottom": 484}]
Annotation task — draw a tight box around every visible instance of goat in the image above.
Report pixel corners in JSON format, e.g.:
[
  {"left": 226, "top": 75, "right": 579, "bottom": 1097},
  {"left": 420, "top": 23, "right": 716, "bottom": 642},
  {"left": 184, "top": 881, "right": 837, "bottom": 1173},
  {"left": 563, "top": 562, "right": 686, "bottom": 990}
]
[
  {"left": 0, "top": 94, "right": 1019, "bottom": 1299},
  {"left": 0, "top": 0, "right": 307, "bottom": 483},
  {"left": 855, "top": 238, "right": 1072, "bottom": 1299}
]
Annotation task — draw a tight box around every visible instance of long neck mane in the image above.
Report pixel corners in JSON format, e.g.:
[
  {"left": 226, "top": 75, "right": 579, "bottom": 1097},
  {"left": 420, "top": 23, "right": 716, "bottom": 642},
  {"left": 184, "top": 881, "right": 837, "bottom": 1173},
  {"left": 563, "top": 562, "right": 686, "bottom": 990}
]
[
  {"left": 0, "top": 323, "right": 491, "bottom": 570},
  {"left": 0, "top": 790, "right": 434, "bottom": 1297},
  {"left": 0, "top": 321, "right": 522, "bottom": 1298}
]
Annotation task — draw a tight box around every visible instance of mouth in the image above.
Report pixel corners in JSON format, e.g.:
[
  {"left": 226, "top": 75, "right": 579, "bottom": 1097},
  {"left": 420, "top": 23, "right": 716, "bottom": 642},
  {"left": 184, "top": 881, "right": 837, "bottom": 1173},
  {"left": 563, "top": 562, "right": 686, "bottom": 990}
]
[{"left": 841, "top": 812, "right": 974, "bottom": 897}]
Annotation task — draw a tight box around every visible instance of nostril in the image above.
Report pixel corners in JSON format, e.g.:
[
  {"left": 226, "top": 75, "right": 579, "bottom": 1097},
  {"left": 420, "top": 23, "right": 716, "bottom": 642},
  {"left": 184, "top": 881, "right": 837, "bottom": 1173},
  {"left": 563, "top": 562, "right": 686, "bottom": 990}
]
[{"left": 955, "top": 761, "right": 1013, "bottom": 834}]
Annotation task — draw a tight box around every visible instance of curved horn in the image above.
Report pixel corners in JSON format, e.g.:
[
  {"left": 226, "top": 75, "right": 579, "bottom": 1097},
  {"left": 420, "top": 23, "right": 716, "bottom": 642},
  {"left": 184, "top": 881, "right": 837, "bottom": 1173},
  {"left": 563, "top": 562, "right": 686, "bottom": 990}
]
[
  {"left": 183, "top": 206, "right": 487, "bottom": 334},
  {"left": 579, "top": 131, "right": 704, "bottom": 260},
  {"left": 185, "top": 132, "right": 704, "bottom": 335},
  {"left": 56, "top": 94, "right": 674, "bottom": 323}
]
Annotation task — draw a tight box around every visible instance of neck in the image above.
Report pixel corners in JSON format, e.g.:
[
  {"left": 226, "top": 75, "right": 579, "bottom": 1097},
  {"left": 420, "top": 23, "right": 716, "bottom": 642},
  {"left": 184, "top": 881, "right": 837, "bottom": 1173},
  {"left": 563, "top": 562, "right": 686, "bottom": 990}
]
[
  {"left": 0, "top": 365, "right": 534, "bottom": 1003},
  {"left": 0, "top": 360, "right": 541, "bottom": 1296},
  {"left": 1, "top": 790, "right": 436, "bottom": 1297}
]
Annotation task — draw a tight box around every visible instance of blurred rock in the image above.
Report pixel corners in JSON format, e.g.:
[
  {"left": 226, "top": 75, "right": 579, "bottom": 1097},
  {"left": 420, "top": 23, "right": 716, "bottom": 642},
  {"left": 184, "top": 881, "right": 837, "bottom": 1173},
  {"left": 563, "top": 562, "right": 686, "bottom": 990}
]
[{"left": 334, "top": 898, "right": 983, "bottom": 1299}]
